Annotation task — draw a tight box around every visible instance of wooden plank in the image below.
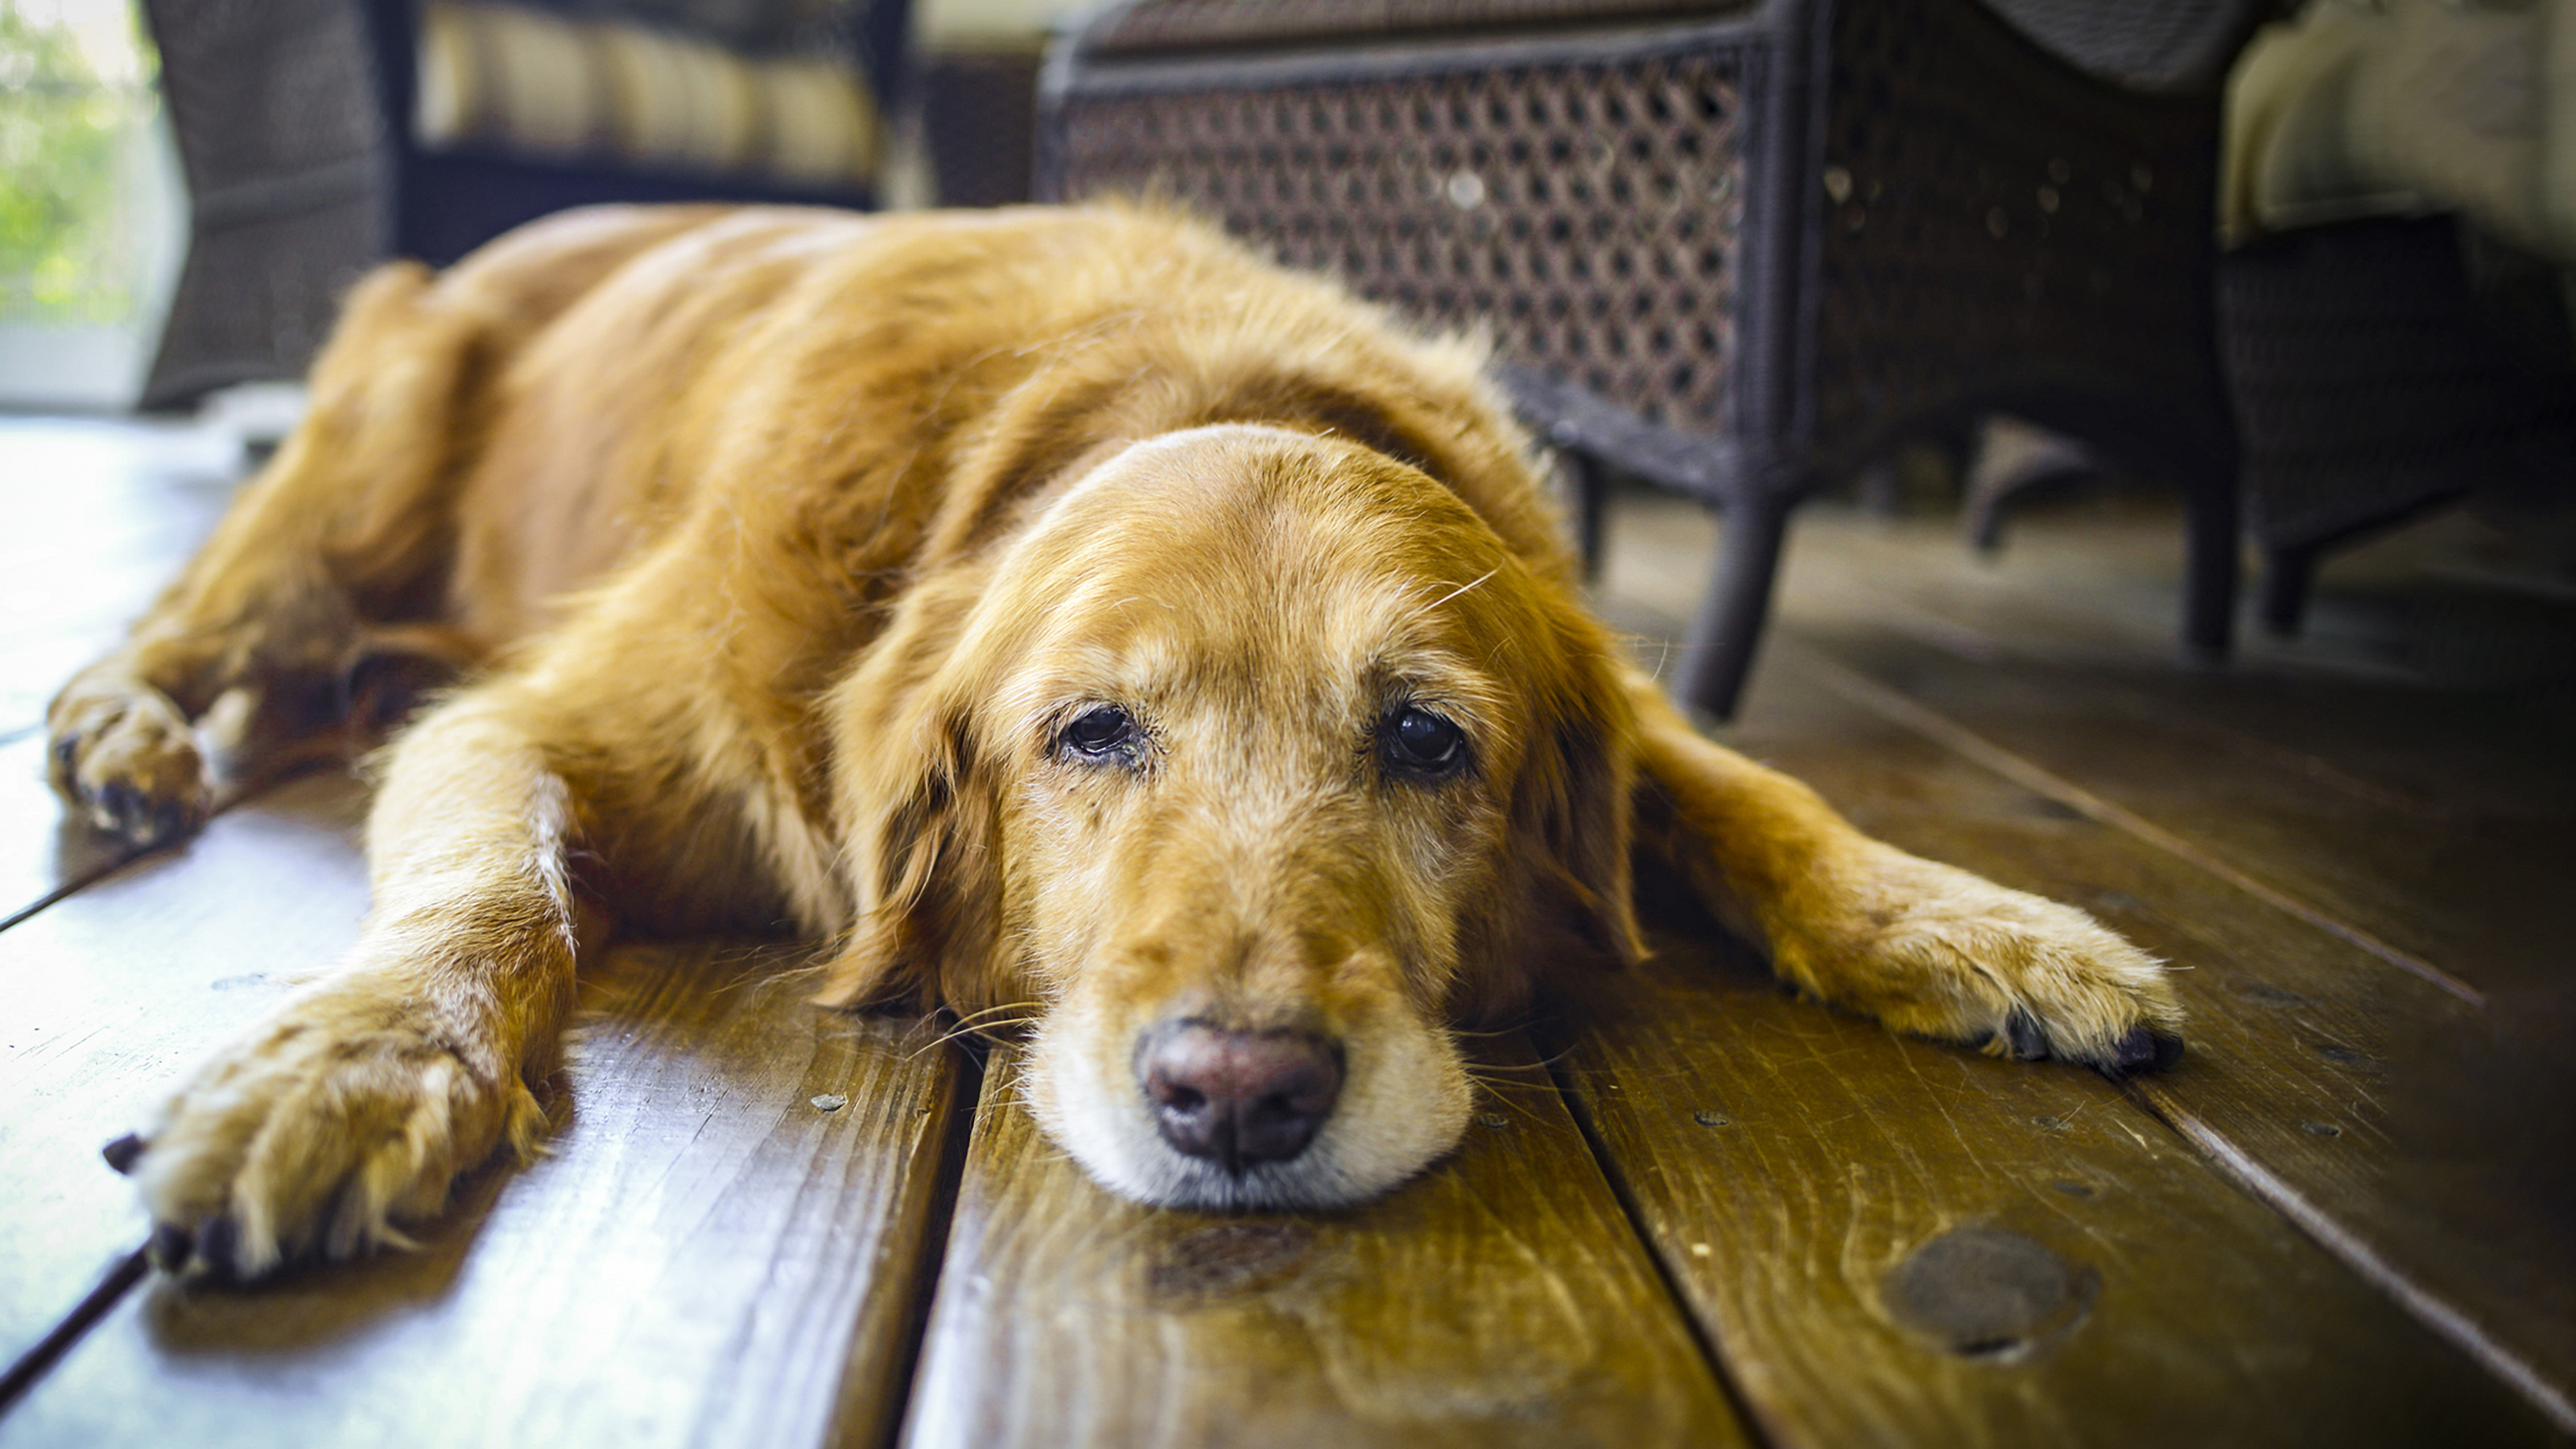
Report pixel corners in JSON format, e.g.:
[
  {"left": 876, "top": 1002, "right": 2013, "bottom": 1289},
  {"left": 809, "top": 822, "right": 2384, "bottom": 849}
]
[
  {"left": 1691, "top": 649, "right": 2576, "bottom": 1433},
  {"left": 0, "top": 419, "right": 241, "bottom": 735},
  {"left": 0, "top": 733, "right": 139, "bottom": 930},
  {"left": 2, "top": 946, "right": 965, "bottom": 1448},
  {"left": 0, "top": 776, "right": 967, "bottom": 1447},
  {"left": 1794, "top": 626, "right": 2571, "bottom": 1002},
  {"left": 0, "top": 415, "right": 258, "bottom": 934},
  {"left": 900, "top": 1038, "right": 1744, "bottom": 1449},
  {"left": 0, "top": 771, "right": 372, "bottom": 1381},
  {"left": 1593, "top": 492, "right": 2576, "bottom": 1430},
  {"left": 1549, "top": 924, "right": 2564, "bottom": 1446}
]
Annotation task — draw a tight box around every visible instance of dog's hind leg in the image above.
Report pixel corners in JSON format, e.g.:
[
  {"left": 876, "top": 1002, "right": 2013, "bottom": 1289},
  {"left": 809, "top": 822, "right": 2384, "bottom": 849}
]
[
  {"left": 48, "top": 262, "right": 485, "bottom": 843},
  {"left": 1621, "top": 664, "right": 2183, "bottom": 1074}
]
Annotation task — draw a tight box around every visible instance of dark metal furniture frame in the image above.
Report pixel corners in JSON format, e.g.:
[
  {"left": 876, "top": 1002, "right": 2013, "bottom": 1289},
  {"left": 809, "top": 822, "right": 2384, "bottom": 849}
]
[{"left": 1041, "top": 0, "right": 2249, "bottom": 716}]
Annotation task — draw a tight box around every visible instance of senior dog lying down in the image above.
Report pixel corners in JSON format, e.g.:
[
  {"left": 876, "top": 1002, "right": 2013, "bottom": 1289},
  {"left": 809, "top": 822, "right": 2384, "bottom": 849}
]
[{"left": 52, "top": 204, "right": 2181, "bottom": 1278}]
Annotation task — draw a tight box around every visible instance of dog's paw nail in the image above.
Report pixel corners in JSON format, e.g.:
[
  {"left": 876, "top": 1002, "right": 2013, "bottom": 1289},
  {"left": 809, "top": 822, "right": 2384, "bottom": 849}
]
[
  {"left": 97, "top": 782, "right": 145, "bottom": 835},
  {"left": 101, "top": 1132, "right": 145, "bottom": 1174},
  {"left": 147, "top": 799, "right": 192, "bottom": 844},
  {"left": 2107, "top": 1026, "right": 2185, "bottom": 1075},
  {"left": 2004, "top": 1007, "right": 2050, "bottom": 1061},
  {"left": 147, "top": 1220, "right": 192, "bottom": 1272},
  {"left": 196, "top": 1216, "right": 241, "bottom": 1278}
]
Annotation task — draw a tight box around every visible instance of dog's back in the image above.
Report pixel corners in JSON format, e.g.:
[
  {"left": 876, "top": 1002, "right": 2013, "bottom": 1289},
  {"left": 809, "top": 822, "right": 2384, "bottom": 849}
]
[{"left": 369, "top": 204, "right": 1570, "bottom": 667}]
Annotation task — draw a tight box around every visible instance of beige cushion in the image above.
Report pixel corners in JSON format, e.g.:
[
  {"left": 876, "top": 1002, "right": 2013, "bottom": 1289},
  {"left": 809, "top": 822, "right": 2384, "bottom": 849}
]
[
  {"left": 414, "top": 0, "right": 880, "bottom": 190},
  {"left": 2224, "top": 0, "right": 2572, "bottom": 260}
]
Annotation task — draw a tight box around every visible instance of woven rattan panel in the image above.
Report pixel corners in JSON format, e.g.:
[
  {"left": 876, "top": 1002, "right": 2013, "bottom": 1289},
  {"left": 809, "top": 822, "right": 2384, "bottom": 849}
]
[
  {"left": 147, "top": 0, "right": 381, "bottom": 198},
  {"left": 1809, "top": 0, "right": 2218, "bottom": 446},
  {"left": 1087, "top": 0, "right": 1754, "bottom": 55},
  {"left": 1059, "top": 50, "right": 1748, "bottom": 432},
  {"left": 143, "top": 193, "right": 384, "bottom": 408},
  {"left": 2223, "top": 218, "right": 2574, "bottom": 551}
]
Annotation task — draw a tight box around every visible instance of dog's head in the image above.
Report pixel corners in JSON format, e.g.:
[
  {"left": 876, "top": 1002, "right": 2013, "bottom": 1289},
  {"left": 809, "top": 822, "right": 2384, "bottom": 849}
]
[{"left": 820, "top": 424, "right": 1640, "bottom": 1208}]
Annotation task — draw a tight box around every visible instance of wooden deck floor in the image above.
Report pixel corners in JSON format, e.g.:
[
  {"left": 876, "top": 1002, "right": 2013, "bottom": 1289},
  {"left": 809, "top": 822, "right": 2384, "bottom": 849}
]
[{"left": 1, "top": 416, "right": 2570, "bottom": 1446}]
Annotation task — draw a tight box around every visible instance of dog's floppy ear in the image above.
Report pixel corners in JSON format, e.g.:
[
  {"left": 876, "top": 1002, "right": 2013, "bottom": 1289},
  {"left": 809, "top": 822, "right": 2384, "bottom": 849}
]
[
  {"left": 1459, "top": 593, "right": 1646, "bottom": 1017},
  {"left": 814, "top": 575, "right": 1011, "bottom": 1014}
]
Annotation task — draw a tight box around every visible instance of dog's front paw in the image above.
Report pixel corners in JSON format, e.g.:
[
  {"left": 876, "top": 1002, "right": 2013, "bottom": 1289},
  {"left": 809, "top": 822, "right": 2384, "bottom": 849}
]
[
  {"left": 1773, "top": 844, "right": 2183, "bottom": 1075},
  {"left": 111, "top": 987, "right": 545, "bottom": 1279},
  {"left": 47, "top": 683, "right": 210, "bottom": 846}
]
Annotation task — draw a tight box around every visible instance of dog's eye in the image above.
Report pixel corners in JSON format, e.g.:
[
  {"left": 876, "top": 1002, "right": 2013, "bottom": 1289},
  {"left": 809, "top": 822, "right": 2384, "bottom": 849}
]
[
  {"left": 1059, "top": 704, "right": 1138, "bottom": 762},
  {"left": 1382, "top": 705, "right": 1466, "bottom": 778}
]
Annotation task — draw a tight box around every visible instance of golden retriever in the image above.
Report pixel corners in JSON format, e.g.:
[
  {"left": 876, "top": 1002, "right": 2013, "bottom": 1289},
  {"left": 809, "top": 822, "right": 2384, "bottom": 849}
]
[{"left": 52, "top": 204, "right": 2180, "bottom": 1277}]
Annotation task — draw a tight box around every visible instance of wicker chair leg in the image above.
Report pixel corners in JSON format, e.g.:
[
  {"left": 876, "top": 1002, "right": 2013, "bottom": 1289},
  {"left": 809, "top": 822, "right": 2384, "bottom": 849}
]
[
  {"left": 1960, "top": 471, "right": 2013, "bottom": 554},
  {"left": 2182, "top": 470, "right": 2240, "bottom": 662},
  {"left": 2259, "top": 543, "right": 2318, "bottom": 637},
  {"left": 1675, "top": 496, "right": 1795, "bottom": 720},
  {"left": 1961, "top": 423, "right": 2102, "bottom": 555}
]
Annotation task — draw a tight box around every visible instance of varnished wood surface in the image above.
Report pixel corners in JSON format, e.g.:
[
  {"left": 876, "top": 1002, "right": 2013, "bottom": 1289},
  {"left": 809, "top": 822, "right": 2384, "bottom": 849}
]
[
  {"left": 0, "top": 419, "right": 237, "bottom": 735},
  {"left": 0, "top": 773, "right": 369, "bottom": 1378},
  {"left": 0, "top": 420, "right": 243, "bottom": 928},
  {"left": 1755, "top": 645, "right": 2576, "bottom": 1425},
  {"left": 1553, "top": 905, "right": 2556, "bottom": 1446},
  {"left": 902, "top": 1039, "right": 1744, "bottom": 1449},
  {"left": 1798, "top": 614, "right": 2569, "bottom": 1002},
  {"left": 1604, "top": 494, "right": 2576, "bottom": 1431},
  {"left": 5, "top": 419, "right": 2573, "bottom": 1444},
  {"left": 2, "top": 926, "right": 968, "bottom": 1449},
  {"left": 0, "top": 733, "right": 135, "bottom": 930}
]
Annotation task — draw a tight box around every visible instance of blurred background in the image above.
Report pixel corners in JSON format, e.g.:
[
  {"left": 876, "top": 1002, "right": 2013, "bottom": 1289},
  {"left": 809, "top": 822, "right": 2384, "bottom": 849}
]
[
  {"left": 0, "top": 0, "right": 175, "bottom": 409},
  {"left": 3, "top": 0, "right": 2574, "bottom": 709}
]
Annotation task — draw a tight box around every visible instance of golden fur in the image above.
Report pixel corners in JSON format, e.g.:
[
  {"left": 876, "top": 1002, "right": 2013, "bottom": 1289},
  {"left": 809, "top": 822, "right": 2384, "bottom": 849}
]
[{"left": 52, "top": 204, "right": 2181, "bottom": 1274}]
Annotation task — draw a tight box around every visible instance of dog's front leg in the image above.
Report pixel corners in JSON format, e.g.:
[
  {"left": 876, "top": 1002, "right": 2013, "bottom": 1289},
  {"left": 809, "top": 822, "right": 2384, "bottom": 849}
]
[
  {"left": 1623, "top": 668, "right": 2181, "bottom": 1071},
  {"left": 121, "top": 691, "right": 579, "bottom": 1278}
]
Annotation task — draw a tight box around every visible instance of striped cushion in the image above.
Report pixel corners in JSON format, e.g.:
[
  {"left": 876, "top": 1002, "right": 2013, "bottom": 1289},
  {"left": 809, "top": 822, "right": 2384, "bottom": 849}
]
[{"left": 415, "top": 0, "right": 880, "bottom": 191}]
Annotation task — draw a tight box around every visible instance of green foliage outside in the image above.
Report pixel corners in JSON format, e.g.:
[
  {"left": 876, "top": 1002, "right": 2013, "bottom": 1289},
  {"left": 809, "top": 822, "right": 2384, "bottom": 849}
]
[{"left": 0, "top": 2, "right": 155, "bottom": 325}]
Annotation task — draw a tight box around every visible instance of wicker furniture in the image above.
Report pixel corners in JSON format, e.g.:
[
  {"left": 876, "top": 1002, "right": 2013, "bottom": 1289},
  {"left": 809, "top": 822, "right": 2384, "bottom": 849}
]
[
  {"left": 1041, "top": 0, "right": 2256, "bottom": 716},
  {"left": 2220, "top": 217, "right": 2576, "bottom": 634},
  {"left": 140, "top": 0, "right": 906, "bottom": 409}
]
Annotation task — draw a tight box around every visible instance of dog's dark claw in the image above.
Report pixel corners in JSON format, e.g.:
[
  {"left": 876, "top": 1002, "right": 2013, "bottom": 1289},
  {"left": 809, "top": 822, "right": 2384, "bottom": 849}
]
[
  {"left": 97, "top": 780, "right": 139, "bottom": 824},
  {"left": 101, "top": 1132, "right": 144, "bottom": 1174},
  {"left": 146, "top": 799, "right": 189, "bottom": 844},
  {"left": 2004, "top": 1008, "right": 2050, "bottom": 1061},
  {"left": 2107, "top": 1026, "right": 2186, "bottom": 1075},
  {"left": 147, "top": 1220, "right": 192, "bottom": 1272},
  {"left": 196, "top": 1216, "right": 239, "bottom": 1279}
]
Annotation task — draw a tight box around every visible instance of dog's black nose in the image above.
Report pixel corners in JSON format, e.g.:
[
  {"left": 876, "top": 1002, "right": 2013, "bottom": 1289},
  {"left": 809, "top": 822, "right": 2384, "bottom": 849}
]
[{"left": 1140, "top": 1023, "right": 1342, "bottom": 1171}]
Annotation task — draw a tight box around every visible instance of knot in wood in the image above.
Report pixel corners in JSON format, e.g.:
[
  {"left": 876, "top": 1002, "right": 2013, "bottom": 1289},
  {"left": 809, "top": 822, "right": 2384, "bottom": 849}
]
[{"left": 1882, "top": 1227, "right": 2095, "bottom": 1358}]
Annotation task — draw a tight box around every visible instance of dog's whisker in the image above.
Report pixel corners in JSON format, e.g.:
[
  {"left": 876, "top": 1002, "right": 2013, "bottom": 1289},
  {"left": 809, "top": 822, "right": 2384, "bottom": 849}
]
[
  {"left": 1460, "top": 1071, "right": 1565, "bottom": 1101},
  {"left": 905, "top": 1016, "right": 1042, "bottom": 1060},
  {"left": 893, "top": 1000, "right": 1046, "bottom": 1054},
  {"left": 944, "top": 1000, "right": 1046, "bottom": 1027},
  {"left": 1442, "top": 1022, "right": 1539, "bottom": 1041}
]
